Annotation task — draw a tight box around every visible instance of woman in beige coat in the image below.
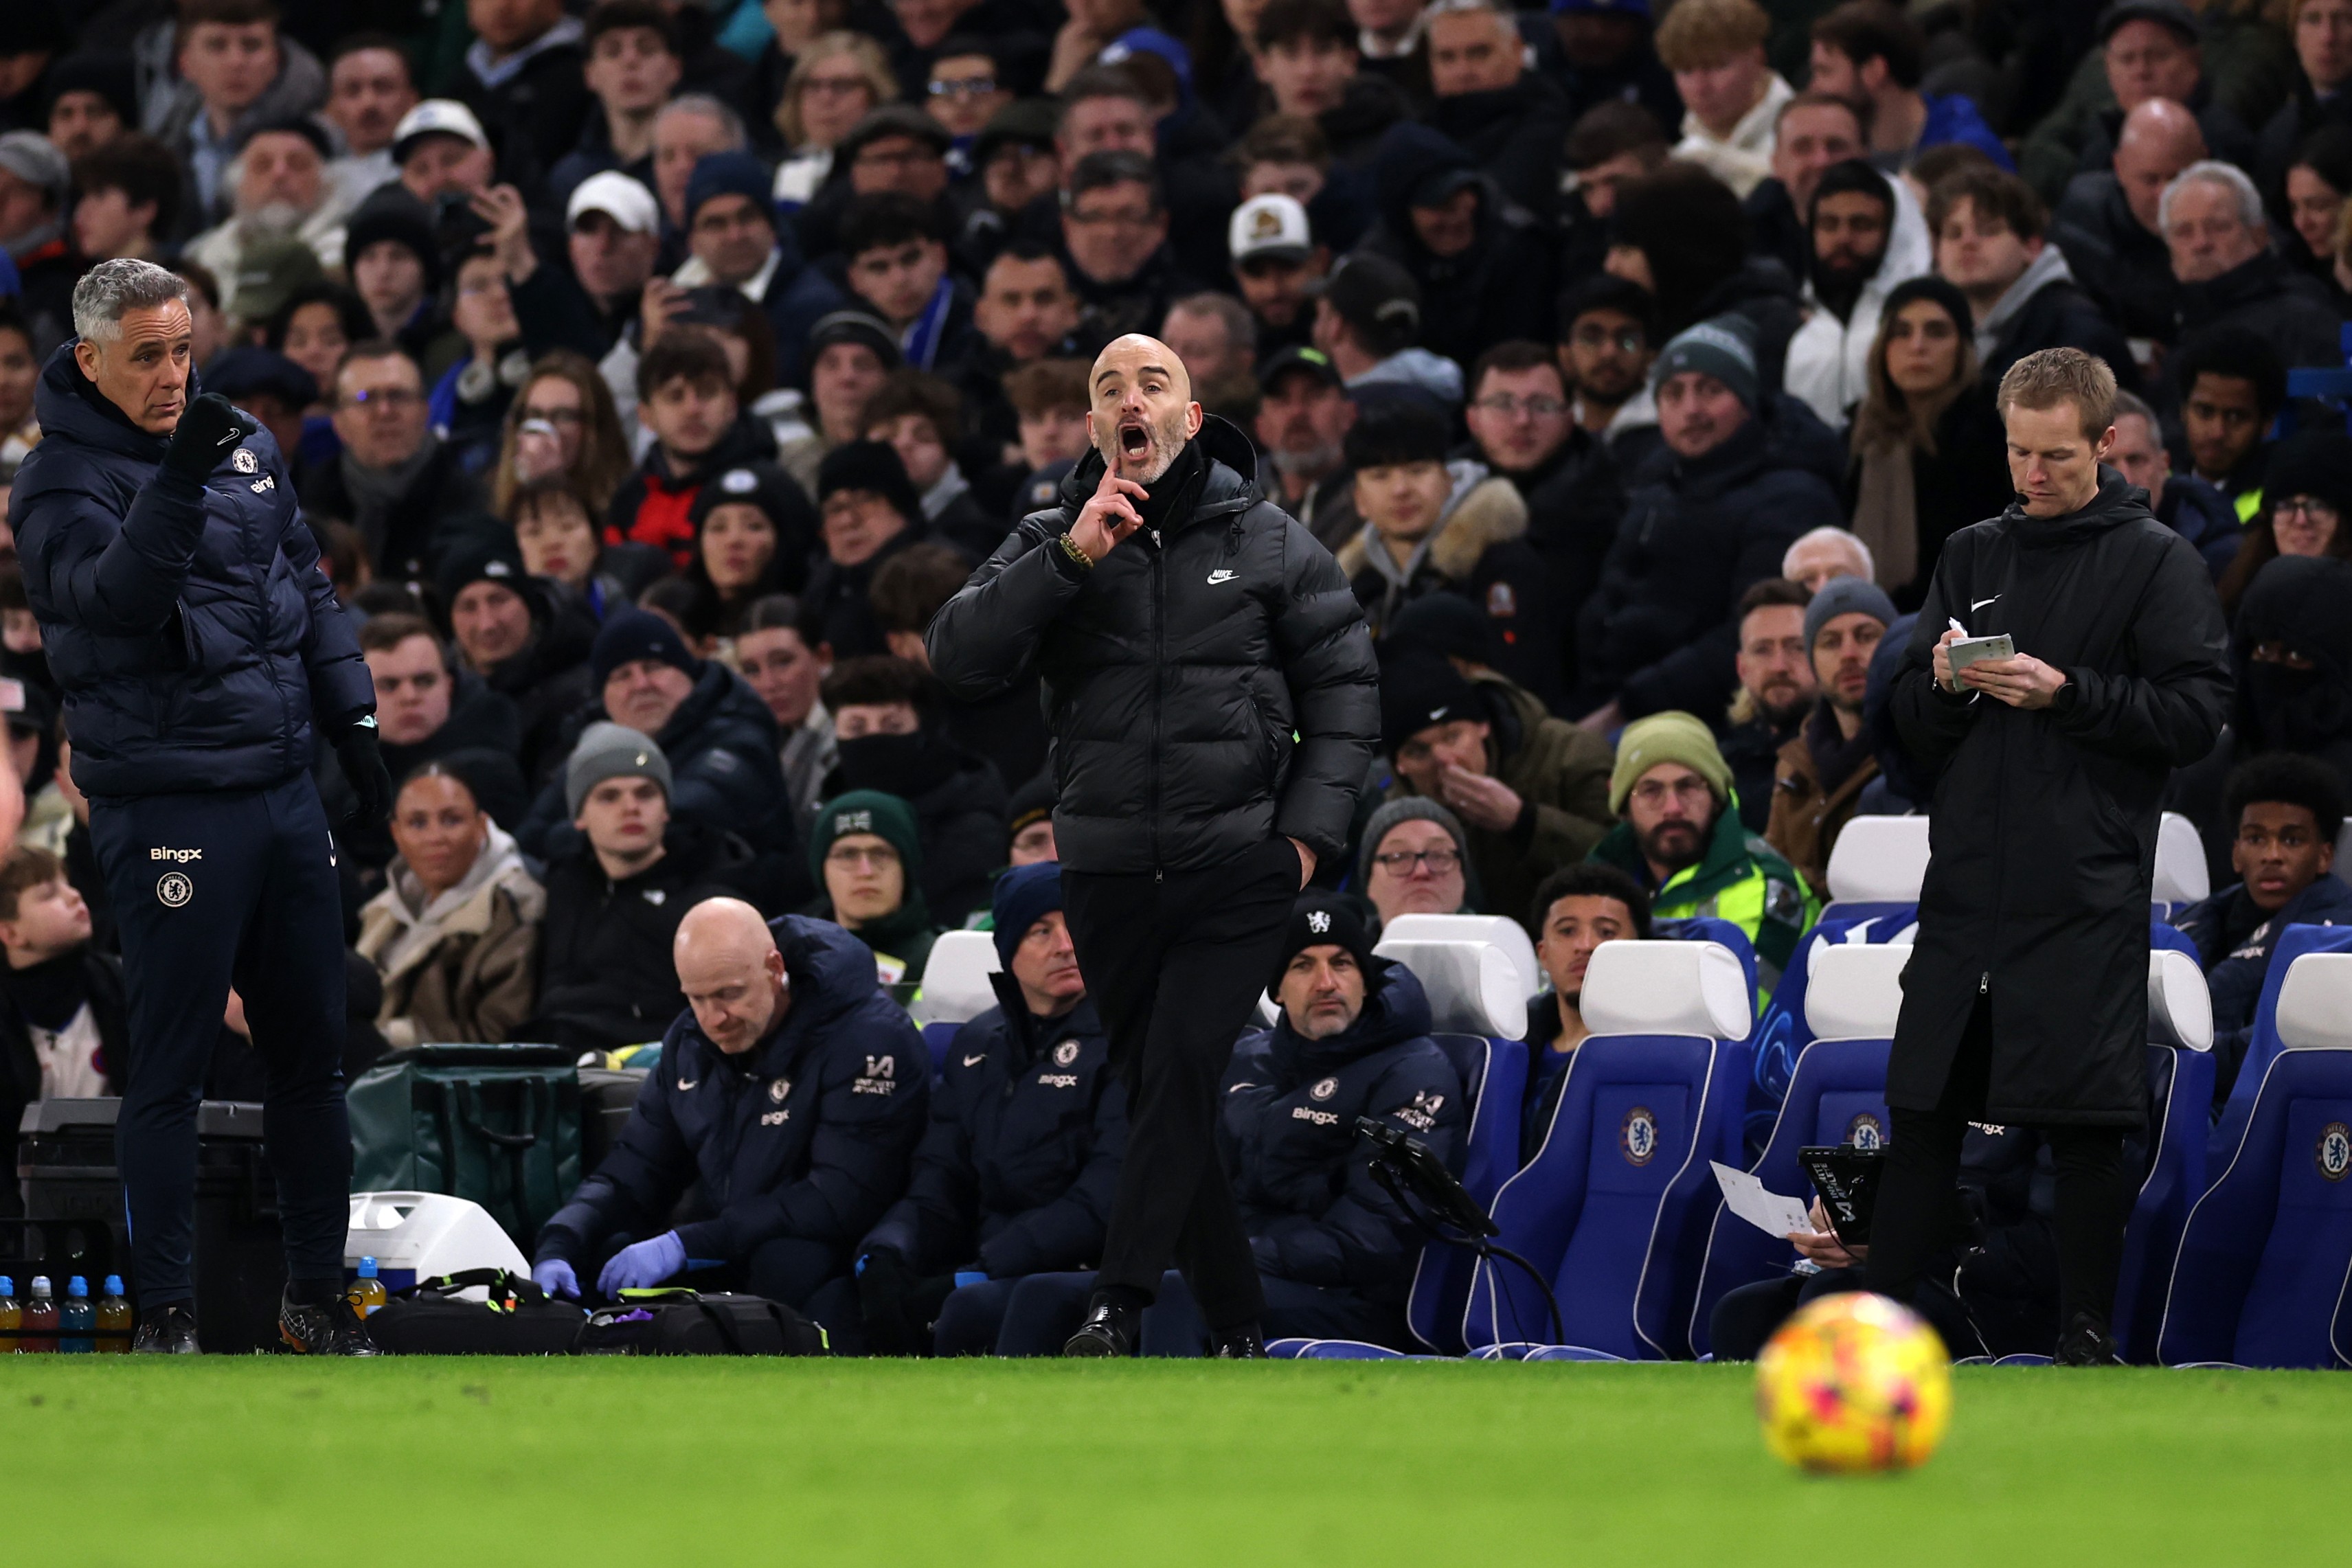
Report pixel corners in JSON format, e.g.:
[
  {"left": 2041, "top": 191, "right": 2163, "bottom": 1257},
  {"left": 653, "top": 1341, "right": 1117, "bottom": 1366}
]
[{"left": 356, "top": 765, "right": 545, "bottom": 1049}]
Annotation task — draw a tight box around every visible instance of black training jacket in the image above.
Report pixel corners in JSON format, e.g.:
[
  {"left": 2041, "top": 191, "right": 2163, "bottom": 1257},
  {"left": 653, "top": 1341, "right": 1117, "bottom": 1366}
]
[{"left": 925, "top": 418, "right": 1378, "bottom": 874}]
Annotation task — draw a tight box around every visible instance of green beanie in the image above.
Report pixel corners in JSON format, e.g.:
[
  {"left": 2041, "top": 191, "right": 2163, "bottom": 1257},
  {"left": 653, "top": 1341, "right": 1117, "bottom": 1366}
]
[
  {"left": 808, "top": 790, "right": 925, "bottom": 887},
  {"left": 1607, "top": 711, "right": 1735, "bottom": 815}
]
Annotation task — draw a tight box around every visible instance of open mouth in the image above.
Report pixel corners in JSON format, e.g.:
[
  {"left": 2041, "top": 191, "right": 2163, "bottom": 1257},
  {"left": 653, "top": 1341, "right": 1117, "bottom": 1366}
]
[{"left": 1119, "top": 424, "right": 1151, "bottom": 459}]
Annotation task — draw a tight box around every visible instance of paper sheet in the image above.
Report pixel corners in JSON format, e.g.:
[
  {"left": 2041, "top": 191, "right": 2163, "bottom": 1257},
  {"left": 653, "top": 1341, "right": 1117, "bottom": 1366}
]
[{"left": 1710, "top": 1161, "right": 1816, "bottom": 1238}]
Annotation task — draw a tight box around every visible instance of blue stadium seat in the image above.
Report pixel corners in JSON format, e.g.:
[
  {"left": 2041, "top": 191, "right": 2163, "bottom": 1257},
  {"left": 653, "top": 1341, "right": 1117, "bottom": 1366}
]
[
  {"left": 1686, "top": 942, "right": 1905, "bottom": 1357},
  {"left": 920, "top": 1021, "right": 958, "bottom": 1081},
  {"left": 1464, "top": 941, "right": 1750, "bottom": 1359},
  {"left": 2158, "top": 1043, "right": 2352, "bottom": 1369},
  {"left": 1368, "top": 933, "right": 1531, "bottom": 1358},
  {"left": 2116, "top": 1043, "right": 2214, "bottom": 1362},
  {"left": 2211, "top": 929, "right": 2352, "bottom": 1166}
]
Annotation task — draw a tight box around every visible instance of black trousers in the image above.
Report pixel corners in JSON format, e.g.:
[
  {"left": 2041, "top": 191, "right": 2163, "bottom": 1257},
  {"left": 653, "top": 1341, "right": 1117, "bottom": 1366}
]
[
  {"left": 1061, "top": 837, "right": 1300, "bottom": 1330},
  {"left": 90, "top": 775, "right": 352, "bottom": 1307},
  {"left": 1865, "top": 998, "right": 2133, "bottom": 1343}
]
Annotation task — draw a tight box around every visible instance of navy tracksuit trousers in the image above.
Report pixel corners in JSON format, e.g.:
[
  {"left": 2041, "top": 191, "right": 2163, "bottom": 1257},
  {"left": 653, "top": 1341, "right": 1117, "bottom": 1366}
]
[{"left": 89, "top": 774, "right": 352, "bottom": 1306}]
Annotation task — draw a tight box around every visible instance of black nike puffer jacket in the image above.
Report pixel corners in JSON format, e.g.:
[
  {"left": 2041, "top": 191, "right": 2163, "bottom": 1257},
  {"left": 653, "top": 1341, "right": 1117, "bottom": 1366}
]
[{"left": 926, "top": 418, "right": 1379, "bottom": 874}]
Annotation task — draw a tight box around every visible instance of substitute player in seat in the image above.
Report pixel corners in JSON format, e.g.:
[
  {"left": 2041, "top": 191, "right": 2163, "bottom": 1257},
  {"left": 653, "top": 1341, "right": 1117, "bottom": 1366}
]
[
  {"left": 532, "top": 901, "right": 929, "bottom": 1333},
  {"left": 13, "top": 260, "right": 392, "bottom": 1356}
]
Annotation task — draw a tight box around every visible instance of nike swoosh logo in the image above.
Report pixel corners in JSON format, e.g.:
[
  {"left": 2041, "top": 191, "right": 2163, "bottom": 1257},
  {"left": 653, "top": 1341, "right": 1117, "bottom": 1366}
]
[
  {"left": 1207, "top": 569, "right": 1238, "bottom": 584},
  {"left": 962, "top": 1054, "right": 986, "bottom": 1067},
  {"left": 1971, "top": 596, "right": 2000, "bottom": 611},
  {"left": 676, "top": 1078, "right": 698, "bottom": 1091}
]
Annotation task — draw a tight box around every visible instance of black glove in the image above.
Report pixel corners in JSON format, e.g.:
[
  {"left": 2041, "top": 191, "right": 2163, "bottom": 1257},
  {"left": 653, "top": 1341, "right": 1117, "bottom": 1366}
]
[
  {"left": 160, "top": 392, "right": 257, "bottom": 484},
  {"left": 336, "top": 716, "right": 394, "bottom": 830}
]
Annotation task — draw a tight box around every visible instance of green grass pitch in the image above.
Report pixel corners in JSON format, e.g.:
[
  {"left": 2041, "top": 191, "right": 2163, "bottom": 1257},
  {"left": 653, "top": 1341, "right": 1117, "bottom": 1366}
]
[{"left": 1, "top": 1359, "right": 2344, "bottom": 1564}]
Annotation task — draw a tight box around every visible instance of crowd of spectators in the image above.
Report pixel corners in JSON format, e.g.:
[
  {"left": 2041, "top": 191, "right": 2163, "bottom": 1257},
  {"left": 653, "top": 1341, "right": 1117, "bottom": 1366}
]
[{"left": 0, "top": 0, "right": 2349, "bottom": 1355}]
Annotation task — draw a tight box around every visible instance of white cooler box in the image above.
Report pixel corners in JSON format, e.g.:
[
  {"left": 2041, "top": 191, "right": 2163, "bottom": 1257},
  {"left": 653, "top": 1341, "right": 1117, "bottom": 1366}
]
[{"left": 346, "top": 1191, "right": 531, "bottom": 1294}]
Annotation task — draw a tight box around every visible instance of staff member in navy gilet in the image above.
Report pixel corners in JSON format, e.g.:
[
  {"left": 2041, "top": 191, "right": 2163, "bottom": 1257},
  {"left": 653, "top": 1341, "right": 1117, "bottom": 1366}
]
[{"left": 11, "top": 260, "right": 394, "bottom": 1356}]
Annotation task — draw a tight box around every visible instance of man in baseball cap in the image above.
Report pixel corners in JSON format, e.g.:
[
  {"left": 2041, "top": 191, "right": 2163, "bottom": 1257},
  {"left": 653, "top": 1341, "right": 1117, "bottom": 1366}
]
[
  {"left": 1230, "top": 193, "right": 1330, "bottom": 352},
  {"left": 1309, "top": 253, "right": 1462, "bottom": 410},
  {"left": 392, "top": 100, "right": 494, "bottom": 203},
  {"left": 565, "top": 172, "right": 664, "bottom": 337}
]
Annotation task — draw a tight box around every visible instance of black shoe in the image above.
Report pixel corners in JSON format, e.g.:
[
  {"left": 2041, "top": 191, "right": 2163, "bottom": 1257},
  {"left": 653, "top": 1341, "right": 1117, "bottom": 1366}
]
[
  {"left": 1062, "top": 1299, "right": 1137, "bottom": 1357},
  {"left": 2054, "top": 1310, "right": 2121, "bottom": 1367},
  {"left": 278, "top": 1293, "right": 381, "bottom": 1356},
  {"left": 131, "top": 1303, "right": 201, "bottom": 1354},
  {"left": 1210, "top": 1322, "right": 1267, "bottom": 1359}
]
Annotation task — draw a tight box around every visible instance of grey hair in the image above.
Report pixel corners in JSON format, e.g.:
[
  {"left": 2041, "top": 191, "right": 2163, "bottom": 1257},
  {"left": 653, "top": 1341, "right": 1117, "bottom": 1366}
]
[
  {"left": 655, "top": 93, "right": 747, "bottom": 150},
  {"left": 1783, "top": 525, "right": 1875, "bottom": 581},
  {"left": 2110, "top": 389, "right": 2160, "bottom": 429},
  {"left": 2159, "top": 159, "right": 2265, "bottom": 232},
  {"left": 1168, "top": 291, "right": 1258, "bottom": 356},
  {"left": 71, "top": 258, "right": 192, "bottom": 344}
]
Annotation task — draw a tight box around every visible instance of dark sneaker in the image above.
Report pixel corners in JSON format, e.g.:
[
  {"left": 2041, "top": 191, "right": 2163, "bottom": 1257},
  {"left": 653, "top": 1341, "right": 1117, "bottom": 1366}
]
[
  {"left": 278, "top": 1294, "right": 381, "bottom": 1356},
  {"left": 1061, "top": 1299, "right": 1137, "bottom": 1357},
  {"left": 2054, "top": 1310, "right": 2121, "bottom": 1367},
  {"left": 1210, "top": 1322, "right": 1268, "bottom": 1359},
  {"left": 131, "top": 1303, "right": 200, "bottom": 1354}
]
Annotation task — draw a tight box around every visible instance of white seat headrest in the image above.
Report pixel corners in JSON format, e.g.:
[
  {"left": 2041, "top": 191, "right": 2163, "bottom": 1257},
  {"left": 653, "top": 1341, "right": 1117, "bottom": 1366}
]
[
  {"left": 912, "top": 929, "right": 1000, "bottom": 1025},
  {"left": 1576, "top": 940, "right": 1751, "bottom": 1042},
  {"left": 1377, "top": 914, "right": 1541, "bottom": 999},
  {"left": 2147, "top": 948, "right": 2213, "bottom": 1052},
  {"left": 1370, "top": 938, "right": 1526, "bottom": 1040},
  {"left": 2276, "top": 953, "right": 2352, "bottom": 1051},
  {"left": 1802, "top": 944, "right": 1910, "bottom": 1040},
  {"left": 2153, "top": 813, "right": 2210, "bottom": 905},
  {"left": 1824, "top": 815, "right": 1932, "bottom": 903}
]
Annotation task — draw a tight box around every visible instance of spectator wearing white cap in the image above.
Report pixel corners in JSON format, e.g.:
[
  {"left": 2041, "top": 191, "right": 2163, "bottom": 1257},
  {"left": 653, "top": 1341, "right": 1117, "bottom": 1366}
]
[
  {"left": 391, "top": 99, "right": 496, "bottom": 206},
  {"left": 1228, "top": 192, "right": 1329, "bottom": 354},
  {"left": 504, "top": 171, "right": 664, "bottom": 361}
]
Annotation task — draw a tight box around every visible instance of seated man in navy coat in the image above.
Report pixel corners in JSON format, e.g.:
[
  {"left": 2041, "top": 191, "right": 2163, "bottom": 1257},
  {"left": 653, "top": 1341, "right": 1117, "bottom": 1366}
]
[
  {"left": 532, "top": 900, "right": 929, "bottom": 1330},
  {"left": 837, "top": 861, "right": 1125, "bottom": 1354},
  {"left": 2171, "top": 753, "right": 2352, "bottom": 1104},
  {"left": 997, "top": 894, "right": 1465, "bottom": 1354}
]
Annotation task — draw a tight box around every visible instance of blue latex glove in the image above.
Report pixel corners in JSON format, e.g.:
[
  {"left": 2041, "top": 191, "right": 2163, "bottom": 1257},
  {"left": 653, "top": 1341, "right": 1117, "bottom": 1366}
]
[
  {"left": 532, "top": 1258, "right": 579, "bottom": 1299},
  {"left": 598, "top": 1231, "right": 688, "bottom": 1296}
]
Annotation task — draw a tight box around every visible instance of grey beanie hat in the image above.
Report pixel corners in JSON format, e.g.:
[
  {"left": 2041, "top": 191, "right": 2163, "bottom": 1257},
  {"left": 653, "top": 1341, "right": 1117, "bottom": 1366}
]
[
  {"left": 565, "top": 722, "right": 672, "bottom": 818},
  {"left": 1651, "top": 315, "right": 1760, "bottom": 411},
  {"left": 1803, "top": 576, "right": 1898, "bottom": 653},
  {"left": 1357, "top": 797, "right": 1482, "bottom": 910}
]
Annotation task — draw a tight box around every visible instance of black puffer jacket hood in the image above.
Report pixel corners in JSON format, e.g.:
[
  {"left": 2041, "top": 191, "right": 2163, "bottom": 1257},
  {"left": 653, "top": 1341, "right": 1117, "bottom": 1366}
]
[{"left": 929, "top": 416, "right": 1378, "bottom": 874}]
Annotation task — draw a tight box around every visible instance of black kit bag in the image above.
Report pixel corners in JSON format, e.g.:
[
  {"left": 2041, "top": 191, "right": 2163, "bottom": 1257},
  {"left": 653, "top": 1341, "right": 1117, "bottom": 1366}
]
[
  {"left": 578, "top": 1288, "right": 830, "bottom": 1356},
  {"left": 368, "top": 1268, "right": 589, "bottom": 1354}
]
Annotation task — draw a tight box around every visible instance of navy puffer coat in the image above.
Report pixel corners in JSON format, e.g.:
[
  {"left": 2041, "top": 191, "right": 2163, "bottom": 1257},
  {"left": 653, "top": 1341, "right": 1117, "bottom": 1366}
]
[{"left": 11, "top": 344, "right": 374, "bottom": 796}]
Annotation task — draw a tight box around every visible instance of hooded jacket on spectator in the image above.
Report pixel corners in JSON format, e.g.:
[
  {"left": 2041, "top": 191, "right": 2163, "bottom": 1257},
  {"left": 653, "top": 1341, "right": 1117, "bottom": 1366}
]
[
  {"left": 355, "top": 820, "right": 546, "bottom": 1049},
  {"left": 535, "top": 915, "right": 929, "bottom": 1269},
  {"left": 1357, "top": 127, "right": 1561, "bottom": 371}
]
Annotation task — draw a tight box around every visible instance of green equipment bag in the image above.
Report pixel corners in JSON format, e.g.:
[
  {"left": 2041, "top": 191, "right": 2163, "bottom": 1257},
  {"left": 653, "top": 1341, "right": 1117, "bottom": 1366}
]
[{"left": 348, "top": 1045, "right": 584, "bottom": 1250}]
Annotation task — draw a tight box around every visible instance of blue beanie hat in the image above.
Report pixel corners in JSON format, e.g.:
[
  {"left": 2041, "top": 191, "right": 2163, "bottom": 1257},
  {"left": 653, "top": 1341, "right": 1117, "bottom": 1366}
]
[
  {"left": 684, "top": 151, "right": 776, "bottom": 227},
  {"left": 592, "top": 607, "right": 701, "bottom": 688},
  {"left": 991, "top": 861, "right": 1064, "bottom": 966}
]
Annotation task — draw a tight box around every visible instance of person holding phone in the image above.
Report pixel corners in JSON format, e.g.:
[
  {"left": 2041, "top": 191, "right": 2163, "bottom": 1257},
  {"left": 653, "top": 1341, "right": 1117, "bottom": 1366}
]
[{"left": 1871, "top": 347, "right": 2229, "bottom": 1365}]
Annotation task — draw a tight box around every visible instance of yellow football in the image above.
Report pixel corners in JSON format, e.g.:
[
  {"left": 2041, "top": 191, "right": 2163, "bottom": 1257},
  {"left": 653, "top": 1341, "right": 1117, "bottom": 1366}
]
[{"left": 1755, "top": 1291, "right": 1952, "bottom": 1474}]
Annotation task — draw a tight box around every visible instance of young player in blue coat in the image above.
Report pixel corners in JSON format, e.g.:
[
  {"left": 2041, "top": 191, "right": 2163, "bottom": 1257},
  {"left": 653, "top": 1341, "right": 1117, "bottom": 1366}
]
[
  {"left": 840, "top": 862, "right": 1127, "bottom": 1354},
  {"left": 12, "top": 261, "right": 392, "bottom": 1356},
  {"left": 532, "top": 902, "right": 929, "bottom": 1329}
]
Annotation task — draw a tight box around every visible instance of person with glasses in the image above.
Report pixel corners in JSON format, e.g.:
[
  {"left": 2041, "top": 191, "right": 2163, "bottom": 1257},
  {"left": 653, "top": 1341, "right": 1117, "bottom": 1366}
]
[
  {"left": 1521, "top": 861, "right": 1651, "bottom": 1160},
  {"left": 924, "top": 38, "right": 1013, "bottom": 150},
  {"left": 1379, "top": 649, "right": 1616, "bottom": 937},
  {"left": 297, "top": 341, "right": 487, "bottom": 583},
  {"left": 1356, "top": 797, "right": 1478, "bottom": 927},
  {"left": 1057, "top": 151, "right": 1191, "bottom": 340},
  {"left": 1589, "top": 709, "right": 1813, "bottom": 998},
  {"left": 2218, "top": 428, "right": 2352, "bottom": 615},
  {"left": 810, "top": 786, "right": 943, "bottom": 984},
  {"left": 1554, "top": 273, "right": 1660, "bottom": 466}
]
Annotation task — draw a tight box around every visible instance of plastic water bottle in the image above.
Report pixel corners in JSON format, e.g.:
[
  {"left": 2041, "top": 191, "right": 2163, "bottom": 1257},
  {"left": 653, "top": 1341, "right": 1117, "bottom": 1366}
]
[
  {"left": 21, "top": 1276, "right": 58, "bottom": 1352},
  {"left": 95, "top": 1276, "right": 133, "bottom": 1354},
  {"left": 0, "top": 1277, "right": 19, "bottom": 1354},
  {"left": 348, "top": 1257, "right": 387, "bottom": 1318},
  {"left": 58, "top": 1277, "right": 94, "bottom": 1353}
]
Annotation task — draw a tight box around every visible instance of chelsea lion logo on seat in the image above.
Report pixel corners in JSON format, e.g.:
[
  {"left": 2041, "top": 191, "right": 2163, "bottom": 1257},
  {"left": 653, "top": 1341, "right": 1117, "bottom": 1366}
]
[
  {"left": 2319, "top": 1122, "right": 2351, "bottom": 1182},
  {"left": 1846, "top": 1113, "right": 1885, "bottom": 1150},
  {"left": 1620, "top": 1106, "right": 1659, "bottom": 1166}
]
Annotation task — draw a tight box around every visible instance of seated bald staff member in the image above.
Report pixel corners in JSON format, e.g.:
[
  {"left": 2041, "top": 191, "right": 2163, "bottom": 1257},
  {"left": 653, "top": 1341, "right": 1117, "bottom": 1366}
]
[
  {"left": 926, "top": 333, "right": 1379, "bottom": 1357},
  {"left": 530, "top": 899, "right": 930, "bottom": 1329}
]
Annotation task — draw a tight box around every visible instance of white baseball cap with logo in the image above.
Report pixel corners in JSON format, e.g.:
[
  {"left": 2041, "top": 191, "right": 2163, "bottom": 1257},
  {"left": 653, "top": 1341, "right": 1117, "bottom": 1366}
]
[
  {"left": 392, "top": 99, "right": 490, "bottom": 163},
  {"left": 567, "top": 170, "right": 662, "bottom": 236},
  {"left": 1228, "top": 193, "right": 1313, "bottom": 265}
]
